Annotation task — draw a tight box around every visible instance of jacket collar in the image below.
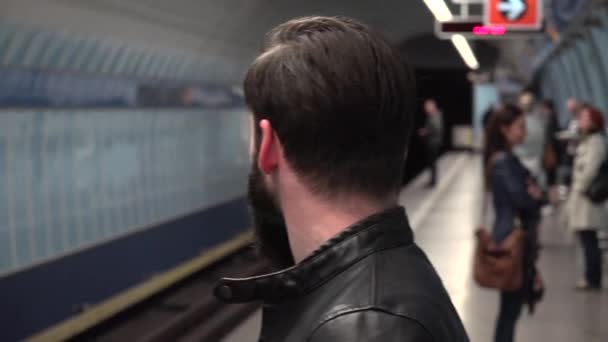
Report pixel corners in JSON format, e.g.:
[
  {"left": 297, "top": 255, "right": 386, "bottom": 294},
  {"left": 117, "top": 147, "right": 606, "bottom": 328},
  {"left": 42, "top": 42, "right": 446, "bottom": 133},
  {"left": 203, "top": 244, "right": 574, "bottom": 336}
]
[{"left": 213, "top": 206, "right": 413, "bottom": 303}]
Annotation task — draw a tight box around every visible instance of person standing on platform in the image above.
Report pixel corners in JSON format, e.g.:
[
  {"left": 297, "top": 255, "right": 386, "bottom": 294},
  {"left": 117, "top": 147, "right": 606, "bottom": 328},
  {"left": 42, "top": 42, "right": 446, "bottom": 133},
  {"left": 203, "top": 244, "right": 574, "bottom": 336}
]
[
  {"left": 540, "top": 100, "right": 560, "bottom": 200},
  {"left": 214, "top": 16, "right": 468, "bottom": 342},
  {"left": 562, "top": 98, "right": 583, "bottom": 139},
  {"left": 556, "top": 98, "right": 583, "bottom": 186},
  {"left": 567, "top": 105, "right": 606, "bottom": 290},
  {"left": 514, "top": 92, "right": 547, "bottom": 188},
  {"left": 418, "top": 99, "right": 444, "bottom": 188},
  {"left": 483, "top": 104, "right": 544, "bottom": 342}
]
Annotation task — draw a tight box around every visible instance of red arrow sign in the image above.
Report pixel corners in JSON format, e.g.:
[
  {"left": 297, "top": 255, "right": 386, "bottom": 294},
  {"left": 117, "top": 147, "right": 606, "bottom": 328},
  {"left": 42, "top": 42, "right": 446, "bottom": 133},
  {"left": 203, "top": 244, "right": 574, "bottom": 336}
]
[{"left": 486, "top": 0, "right": 543, "bottom": 30}]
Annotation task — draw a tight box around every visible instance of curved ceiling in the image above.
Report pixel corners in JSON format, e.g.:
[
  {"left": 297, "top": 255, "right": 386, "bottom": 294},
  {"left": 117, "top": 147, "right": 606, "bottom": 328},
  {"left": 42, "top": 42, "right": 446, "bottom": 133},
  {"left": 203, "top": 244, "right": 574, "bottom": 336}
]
[
  {"left": 2, "top": 0, "right": 480, "bottom": 83},
  {"left": 91, "top": 0, "right": 437, "bottom": 48}
]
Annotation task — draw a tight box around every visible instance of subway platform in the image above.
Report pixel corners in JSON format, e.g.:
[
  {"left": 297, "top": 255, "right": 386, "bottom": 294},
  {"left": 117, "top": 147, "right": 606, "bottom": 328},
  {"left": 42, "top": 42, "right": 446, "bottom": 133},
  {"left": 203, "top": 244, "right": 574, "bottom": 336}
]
[{"left": 221, "top": 153, "right": 608, "bottom": 342}]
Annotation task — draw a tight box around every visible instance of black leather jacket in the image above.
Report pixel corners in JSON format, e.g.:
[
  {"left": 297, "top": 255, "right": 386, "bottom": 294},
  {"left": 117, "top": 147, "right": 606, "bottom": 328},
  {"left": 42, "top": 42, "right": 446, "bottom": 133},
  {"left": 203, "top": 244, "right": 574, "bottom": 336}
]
[{"left": 214, "top": 207, "right": 469, "bottom": 341}]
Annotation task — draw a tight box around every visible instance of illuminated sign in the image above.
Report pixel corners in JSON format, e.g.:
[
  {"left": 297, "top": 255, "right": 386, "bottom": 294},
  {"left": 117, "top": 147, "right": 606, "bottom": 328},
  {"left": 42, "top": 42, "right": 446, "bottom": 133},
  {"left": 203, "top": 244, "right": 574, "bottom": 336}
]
[
  {"left": 435, "top": 16, "right": 543, "bottom": 39},
  {"left": 486, "top": 0, "right": 543, "bottom": 30},
  {"left": 473, "top": 25, "right": 506, "bottom": 35}
]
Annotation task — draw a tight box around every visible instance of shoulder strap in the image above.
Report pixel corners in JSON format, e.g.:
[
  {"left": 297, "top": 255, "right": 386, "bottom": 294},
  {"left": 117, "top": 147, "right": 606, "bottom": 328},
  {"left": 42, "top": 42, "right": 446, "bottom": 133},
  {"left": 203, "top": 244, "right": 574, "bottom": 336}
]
[{"left": 480, "top": 189, "right": 490, "bottom": 228}]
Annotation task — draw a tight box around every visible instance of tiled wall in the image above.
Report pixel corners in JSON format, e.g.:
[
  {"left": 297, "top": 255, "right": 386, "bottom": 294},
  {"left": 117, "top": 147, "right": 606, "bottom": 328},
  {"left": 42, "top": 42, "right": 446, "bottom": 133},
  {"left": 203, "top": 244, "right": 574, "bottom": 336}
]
[
  {"left": 0, "top": 17, "right": 251, "bottom": 276},
  {"left": 0, "top": 110, "right": 250, "bottom": 275}
]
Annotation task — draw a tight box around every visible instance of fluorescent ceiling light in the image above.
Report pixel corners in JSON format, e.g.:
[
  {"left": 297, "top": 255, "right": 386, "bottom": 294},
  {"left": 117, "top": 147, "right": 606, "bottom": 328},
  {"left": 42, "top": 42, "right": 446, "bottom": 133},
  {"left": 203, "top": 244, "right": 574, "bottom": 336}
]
[
  {"left": 451, "top": 34, "right": 479, "bottom": 70},
  {"left": 422, "top": 0, "right": 453, "bottom": 22}
]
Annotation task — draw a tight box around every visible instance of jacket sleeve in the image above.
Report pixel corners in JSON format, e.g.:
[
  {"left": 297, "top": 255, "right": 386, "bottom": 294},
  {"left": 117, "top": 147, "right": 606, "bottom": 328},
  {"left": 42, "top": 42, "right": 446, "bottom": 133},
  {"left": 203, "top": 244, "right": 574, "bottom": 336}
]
[
  {"left": 307, "top": 310, "right": 435, "bottom": 342},
  {"left": 492, "top": 156, "right": 538, "bottom": 215},
  {"left": 574, "top": 135, "right": 606, "bottom": 193}
]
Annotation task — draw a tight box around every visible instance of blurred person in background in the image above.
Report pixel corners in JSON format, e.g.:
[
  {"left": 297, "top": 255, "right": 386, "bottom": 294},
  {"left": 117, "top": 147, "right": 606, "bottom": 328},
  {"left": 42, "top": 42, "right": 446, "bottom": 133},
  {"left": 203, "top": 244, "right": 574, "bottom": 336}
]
[
  {"left": 418, "top": 98, "right": 444, "bottom": 188},
  {"left": 567, "top": 105, "right": 606, "bottom": 290},
  {"left": 484, "top": 104, "right": 544, "bottom": 342},
  {"left": 540, "top": 100, "right": 561, "bottom": 201},
  {"left": 514, "top": 91, "right": 548, "bottom": 188},
  {"left": 562, "top": 98, "right": 583, "bottom": 139},
  {"left": 556, "top": 98, "right": 583, "bottom": 187}
]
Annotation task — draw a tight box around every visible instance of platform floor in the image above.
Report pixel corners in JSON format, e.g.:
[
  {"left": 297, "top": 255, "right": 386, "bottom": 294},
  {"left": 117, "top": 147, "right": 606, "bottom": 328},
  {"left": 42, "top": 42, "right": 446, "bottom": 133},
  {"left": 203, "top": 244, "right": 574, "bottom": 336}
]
[{"left": 221, "top": 153, "right": 608, "bottom": 342}]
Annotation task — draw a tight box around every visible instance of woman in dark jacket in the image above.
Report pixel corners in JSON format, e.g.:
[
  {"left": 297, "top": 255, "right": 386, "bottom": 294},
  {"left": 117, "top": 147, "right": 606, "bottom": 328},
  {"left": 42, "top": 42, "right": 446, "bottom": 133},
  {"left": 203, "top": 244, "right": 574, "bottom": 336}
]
[{"left": 484, "top": 104, "right": 544, "bottom": 342}]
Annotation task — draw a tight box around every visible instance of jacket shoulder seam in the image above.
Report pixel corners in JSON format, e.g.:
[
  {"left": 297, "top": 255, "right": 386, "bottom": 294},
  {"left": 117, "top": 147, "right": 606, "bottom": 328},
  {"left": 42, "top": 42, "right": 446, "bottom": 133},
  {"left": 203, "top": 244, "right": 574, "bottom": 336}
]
[{"left": 307, "top": 306, "right": 435, "bottom": 342}]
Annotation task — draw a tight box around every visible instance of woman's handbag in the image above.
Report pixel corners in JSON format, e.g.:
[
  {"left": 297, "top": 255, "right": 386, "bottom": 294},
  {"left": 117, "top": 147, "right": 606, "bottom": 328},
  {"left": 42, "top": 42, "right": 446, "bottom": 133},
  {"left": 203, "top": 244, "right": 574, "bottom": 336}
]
[
  {"left": 473, "top": 190, "right": 525, "bottom": 291},
  {"left": 473, "top": 227, "right": 525, "bottom": 291},
  {"left": 586, "top": 152, "right": 608, "bottom": 203}
]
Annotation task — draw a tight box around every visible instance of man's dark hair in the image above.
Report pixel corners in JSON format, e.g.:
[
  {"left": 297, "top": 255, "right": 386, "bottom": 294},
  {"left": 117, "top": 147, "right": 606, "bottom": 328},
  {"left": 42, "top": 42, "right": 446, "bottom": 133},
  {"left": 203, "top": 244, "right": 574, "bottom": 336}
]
[{"left": 244, "top": 16, "right": 415, "bottom": 199}]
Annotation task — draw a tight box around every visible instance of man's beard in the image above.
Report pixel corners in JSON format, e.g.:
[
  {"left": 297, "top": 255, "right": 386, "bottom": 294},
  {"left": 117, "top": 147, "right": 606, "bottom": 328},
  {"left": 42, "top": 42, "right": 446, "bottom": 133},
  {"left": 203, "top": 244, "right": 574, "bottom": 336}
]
[{"left": 247, "top": 164, "right": 295, "bottom": 270}]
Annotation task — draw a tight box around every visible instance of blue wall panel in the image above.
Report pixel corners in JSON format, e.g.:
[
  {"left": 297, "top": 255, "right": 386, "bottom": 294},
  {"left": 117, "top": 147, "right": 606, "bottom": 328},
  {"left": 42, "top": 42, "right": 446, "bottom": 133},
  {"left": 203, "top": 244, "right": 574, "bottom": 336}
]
[
  {"left": 0, "top": 197, "right": 250, "bottom": 341},
  {"left": 0, "top": 110, "right": 250, "bottom": 277}
]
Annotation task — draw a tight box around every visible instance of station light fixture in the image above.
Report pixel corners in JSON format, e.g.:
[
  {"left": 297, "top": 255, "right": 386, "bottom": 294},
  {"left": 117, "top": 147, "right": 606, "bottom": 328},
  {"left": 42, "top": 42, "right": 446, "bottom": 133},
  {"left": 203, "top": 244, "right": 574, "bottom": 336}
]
[
  {"left": 451, "top": 34, "right": 480, "bottom": 70},
  {"left": 422, "top": 0, "right": 453, "bottom": 22},
  {"left": 422, "top": 1, "right": 480, "bottom": 70}
]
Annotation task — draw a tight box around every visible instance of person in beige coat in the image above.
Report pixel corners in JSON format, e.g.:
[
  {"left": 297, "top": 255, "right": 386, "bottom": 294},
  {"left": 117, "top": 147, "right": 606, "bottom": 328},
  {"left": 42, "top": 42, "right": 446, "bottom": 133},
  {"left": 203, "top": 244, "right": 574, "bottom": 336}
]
[{"left": 567, "top": 105, "right": 606, "bottom": 290}]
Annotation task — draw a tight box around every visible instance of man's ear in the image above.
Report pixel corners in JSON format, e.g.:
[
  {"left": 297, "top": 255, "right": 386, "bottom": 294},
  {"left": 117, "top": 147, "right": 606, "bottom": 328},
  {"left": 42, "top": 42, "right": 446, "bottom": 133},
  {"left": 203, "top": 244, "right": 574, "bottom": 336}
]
[{"left": 257, "top": 119, "right": 280, "bottom": 174}]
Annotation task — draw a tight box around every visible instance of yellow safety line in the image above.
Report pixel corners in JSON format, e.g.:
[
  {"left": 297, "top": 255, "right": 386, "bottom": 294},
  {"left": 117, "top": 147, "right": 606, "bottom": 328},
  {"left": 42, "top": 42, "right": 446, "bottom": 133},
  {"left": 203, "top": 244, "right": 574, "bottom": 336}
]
[{"left": 26, "top": 230, "right": 254, "bottom": 342}]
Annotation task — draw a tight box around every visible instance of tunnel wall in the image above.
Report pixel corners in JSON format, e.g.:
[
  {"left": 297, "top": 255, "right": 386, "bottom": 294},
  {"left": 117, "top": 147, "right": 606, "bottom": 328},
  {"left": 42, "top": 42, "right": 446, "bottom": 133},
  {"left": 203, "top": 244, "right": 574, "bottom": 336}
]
[
  {"left": 537, "top": 5, "right": 608, "bottom": 126},
  {"left": 0, "top": 19, "right": 251, "bottom": 340}
]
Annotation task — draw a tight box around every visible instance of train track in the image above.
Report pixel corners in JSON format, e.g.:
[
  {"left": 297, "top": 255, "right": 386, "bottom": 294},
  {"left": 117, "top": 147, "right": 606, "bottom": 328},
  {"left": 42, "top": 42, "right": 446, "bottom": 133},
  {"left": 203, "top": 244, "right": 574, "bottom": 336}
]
[{"left": 72, "top": 246, "right": 268, "bottom": 342}]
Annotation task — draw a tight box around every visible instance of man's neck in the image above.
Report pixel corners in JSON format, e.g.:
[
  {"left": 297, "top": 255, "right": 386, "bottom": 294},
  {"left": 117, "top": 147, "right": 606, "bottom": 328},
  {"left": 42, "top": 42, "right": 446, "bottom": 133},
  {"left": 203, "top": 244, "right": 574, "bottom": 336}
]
[{"left": 281, "top": 191, "right": 397, "bottom": 263}]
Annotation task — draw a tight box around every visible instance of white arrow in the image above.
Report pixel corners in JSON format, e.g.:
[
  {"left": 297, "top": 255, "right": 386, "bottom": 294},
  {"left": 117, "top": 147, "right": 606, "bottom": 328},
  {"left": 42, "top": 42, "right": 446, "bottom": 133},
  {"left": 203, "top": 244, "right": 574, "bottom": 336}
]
[{"left": 498, "top": 0, "right": 526, "bottom": 21}]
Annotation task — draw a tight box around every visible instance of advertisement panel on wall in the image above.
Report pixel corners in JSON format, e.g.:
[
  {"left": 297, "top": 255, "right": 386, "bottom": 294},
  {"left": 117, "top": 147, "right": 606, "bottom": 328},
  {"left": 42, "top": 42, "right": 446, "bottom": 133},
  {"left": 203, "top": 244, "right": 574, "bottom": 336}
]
[{"left": 0, "top": 68, "right": 243, "bottom": 109}]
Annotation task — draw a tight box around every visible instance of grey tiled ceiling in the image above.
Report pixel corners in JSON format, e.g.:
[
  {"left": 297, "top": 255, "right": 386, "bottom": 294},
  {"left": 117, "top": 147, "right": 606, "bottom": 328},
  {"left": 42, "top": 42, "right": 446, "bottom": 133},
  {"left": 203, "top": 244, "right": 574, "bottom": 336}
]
[{"left": 48, "top": 0, "right": 439, "bottom": 82}]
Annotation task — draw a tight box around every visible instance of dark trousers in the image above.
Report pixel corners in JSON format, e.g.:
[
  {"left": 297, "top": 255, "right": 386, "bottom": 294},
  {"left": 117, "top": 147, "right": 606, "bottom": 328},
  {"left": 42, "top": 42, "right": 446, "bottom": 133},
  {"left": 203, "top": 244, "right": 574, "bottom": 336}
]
[
  {"left": 426, "top": 146, "right": 439, "bottom": 186},
  {"left": 578, "top": 230, "right": 602, "bottom": 287},
  {"left": 494, "top": 290, "right": 524, "bottom": 342},
  {"left": 546, "top": 168, "right": 556, "bottom": 187}
]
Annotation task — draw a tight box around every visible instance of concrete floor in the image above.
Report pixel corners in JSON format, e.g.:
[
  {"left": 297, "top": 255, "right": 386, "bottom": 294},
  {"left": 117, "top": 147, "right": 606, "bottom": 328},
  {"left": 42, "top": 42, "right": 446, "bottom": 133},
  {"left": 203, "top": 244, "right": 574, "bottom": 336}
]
[{"left": 221, "top": 153, "right": 608, "bottom": 342}]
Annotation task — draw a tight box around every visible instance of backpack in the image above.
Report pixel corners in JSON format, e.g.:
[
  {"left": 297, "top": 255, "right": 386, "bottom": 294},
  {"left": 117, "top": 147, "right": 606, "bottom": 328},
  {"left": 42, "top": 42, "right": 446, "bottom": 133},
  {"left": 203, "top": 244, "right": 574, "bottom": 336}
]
[{"left": 586, "top": 151, "right": 608, "bottom": 203}]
